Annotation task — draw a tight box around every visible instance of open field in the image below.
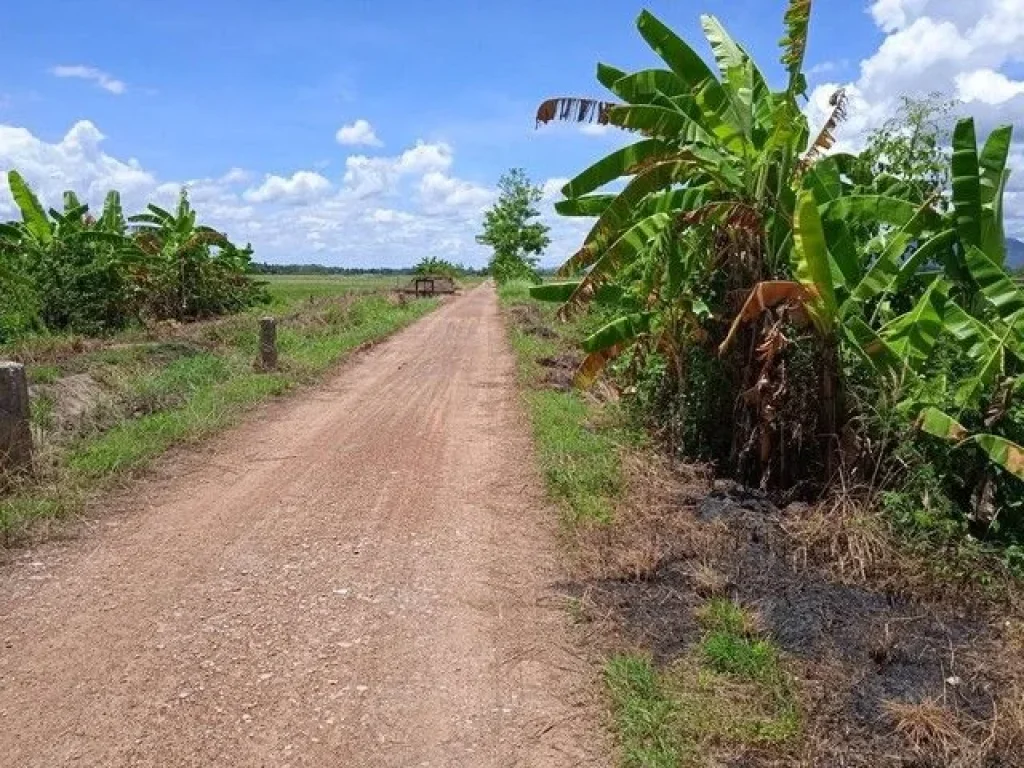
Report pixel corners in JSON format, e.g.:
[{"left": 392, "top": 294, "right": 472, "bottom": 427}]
[{"left": 261, "top": 274, "right": 416, "bottom": 304}]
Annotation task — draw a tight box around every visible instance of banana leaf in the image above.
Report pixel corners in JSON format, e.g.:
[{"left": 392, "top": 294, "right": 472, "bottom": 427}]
[
  {"left": 919, "top": 407, "right": 1024, "bottom": 481},
  {"left": 530, "top": 282, "right": 581, "bottom": 303},
  {"left": 951, "top": 118, "right": 982, "bottom": 249},
  {"left": 561, "top": 139, "right": 672, "bottom": 199},
  {"left": 8, "top": 171, "right": 52, "bottom": 245},
  {"left": 792, "top": 187, "right": 837, "bottom": 334}
]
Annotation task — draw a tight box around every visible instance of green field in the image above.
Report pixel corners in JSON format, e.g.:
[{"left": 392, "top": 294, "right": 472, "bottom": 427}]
[{"left": 261, "top": 274, "right": 413, "bottom": 306}]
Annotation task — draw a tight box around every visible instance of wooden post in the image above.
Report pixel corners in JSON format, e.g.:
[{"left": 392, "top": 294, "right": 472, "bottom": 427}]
[
  {"left": 0, "top": 362, "right": 32, "bottom": 476},
  {"left": 259, "top": 317, "right": 278, "bottom": 371}
]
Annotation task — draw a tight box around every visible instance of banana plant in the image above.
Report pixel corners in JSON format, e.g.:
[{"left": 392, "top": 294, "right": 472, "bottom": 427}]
[
  {"left": 952, "top": 119, "right": 1013, "bottom": 267},
  {"left": 536, "top": 1, "right": 822, "bottom": 314},
  {"left": 130, "top": 188, "right": 229, "bottom": 319},
  {"left": 1, "top": 171, "right": 139, "bottom": 332}
]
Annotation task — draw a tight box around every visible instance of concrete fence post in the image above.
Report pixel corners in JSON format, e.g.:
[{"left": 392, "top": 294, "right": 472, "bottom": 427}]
[
  {"left": 259, "top": 317, "right": 278, "bottom": 371},
  {"left": 0, "top": 362, "right": 32, "bottom": 475}
]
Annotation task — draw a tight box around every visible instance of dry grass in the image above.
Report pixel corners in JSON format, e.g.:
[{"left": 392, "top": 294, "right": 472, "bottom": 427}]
[
  {"left": 569, "top": 453, "right": 717, "bottom": 581},
  {"left": 783, "top": 494, "right": 892, "bottom": 583},
  {"left": 993, "top": 686, "right": 1024, "bottom": 754},
  {"left": 885, "top": 698, "right": 968, "bottom": 761},
  {"left": 691, "top": 562, "right": 731, "bottom": 599}
]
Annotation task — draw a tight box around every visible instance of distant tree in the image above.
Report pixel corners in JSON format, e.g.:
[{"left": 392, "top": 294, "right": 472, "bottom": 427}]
[
  {"left": 413, "top": 256, "right": 460, "bottom": 279},
  {"left": 477, "top": 169, "right": 550, "bottom": 284},
  {"left": 859, "top": 92, "right": 958, "bottom": 209}
]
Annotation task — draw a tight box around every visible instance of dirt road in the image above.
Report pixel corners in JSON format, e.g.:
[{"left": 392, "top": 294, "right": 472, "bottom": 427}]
[{"left": 0, "top": 284, "right": 606, "bottom": 767}]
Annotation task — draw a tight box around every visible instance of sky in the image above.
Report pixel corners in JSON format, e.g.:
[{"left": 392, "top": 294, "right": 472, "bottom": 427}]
[{"left": 0, "top": 0, "right": 1022, "bottom": 268}]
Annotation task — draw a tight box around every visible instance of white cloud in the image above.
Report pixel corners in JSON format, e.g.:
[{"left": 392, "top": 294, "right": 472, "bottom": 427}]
[
  {"left": 418, "top": 172, "right": 494, "bottom": 216},
  {"left": 0, "top": 121, "right": 154, "bottom": 215},
  {"left": 809, "top": 1, "right": 1024, "bottom": 142},
  {"left": 335, "top": 119, "right": 383, "bottom": 147},
  {"left": 0, "top": 119, "right": 513, "bottom": 267},
  {"left": 219, "top": 167, "right": 251, "bottom": 185},
  {"left": 802, "top": 0, "right": 1024, "bottom": 239},
  {"left": 397, "top": 141, "right": 453, "bottom": 174},
  {"left": 242, "top": 171, "right": 332, "bottom": 204},
  {"left": 51, "top": 65, "right": 126, "bottom": 95},
  {"left": 956, "top": 68, "right": 1024, "bottom": 105},
  {"left": 541, "top": 177, "right": 569, "bottom": 202},
  {"left": 342, "top": 141, "right": 454, "bottom": 199}
]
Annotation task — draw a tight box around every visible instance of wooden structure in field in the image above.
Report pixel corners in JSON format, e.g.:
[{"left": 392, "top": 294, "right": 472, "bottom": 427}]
[{"left": 402, "top": 275, "right": 458, "bottom": 297}]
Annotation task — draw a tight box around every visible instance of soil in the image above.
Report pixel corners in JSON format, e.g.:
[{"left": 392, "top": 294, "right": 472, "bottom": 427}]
[
  {"left": 538, "top": 354, "right": 579, "bottom": 392},
  {"left": 0, "top": 284, "right": 607, "bottom": 767}
]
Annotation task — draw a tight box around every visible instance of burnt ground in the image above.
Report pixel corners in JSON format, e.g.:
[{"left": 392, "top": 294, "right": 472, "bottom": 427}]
[{"left": 568, "top": 477, "right": 1021, "bottom": 766}]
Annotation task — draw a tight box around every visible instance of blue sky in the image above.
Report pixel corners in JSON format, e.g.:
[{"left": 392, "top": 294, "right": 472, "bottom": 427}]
[{"left": 1, "top": 1, "right": 1022, "bottom": 267}]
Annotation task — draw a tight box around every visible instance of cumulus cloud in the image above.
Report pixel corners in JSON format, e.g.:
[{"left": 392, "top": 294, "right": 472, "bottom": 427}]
[
  {"left": 418, "top": 172, "right": 494, "bottom": 216},
  {"left": 541, "top": 177, "right": 570, "bottom": 202},
  {"left": 809, "top": 0, "right": 1024, "bottom": 149},
  {"left": 342, "top": 141, "right": 454, "bottom": 199},
  {"left": 0, "top": 120, "right": 153, "bottom": 216},
  {"left": 219, "top": 167, "right": 251, "bottom": 185},
  {"left": 51, "top": 65, "right": 126, "bottom": 95},
  {"left": 956, "top": 69, "right": 1024, "bottom": 105},
  {"left": 242, "top": 171, "right": 332, "bottom": 204},
  {"left": 335, "top": 119, "right": 383, "bottom": 147}
]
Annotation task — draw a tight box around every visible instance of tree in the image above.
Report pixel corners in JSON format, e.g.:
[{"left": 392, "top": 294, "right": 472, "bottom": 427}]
[
  {"left": 859, "top": 93, "right": 958, "bottom": 208},
  {"left": 413, "top": 256, "right": 461, "bottom": 279},
  {"left": 0, "top": 172, "right": 134, "bottom": 334},
  {"left": 533, "top": 2, "right": 842, "bottom": 485},
  {"left": 477, "top": 169, "right": 550, "bottom": 284}
]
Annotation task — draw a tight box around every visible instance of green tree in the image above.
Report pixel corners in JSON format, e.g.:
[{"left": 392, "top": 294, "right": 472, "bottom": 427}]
[
  {"left": 477, "top": 169, "right": 550, "bottom": 284},
  {"left": 859, "top": 93, "right": 958, "bottom": 208},
  {"left": 413, "top": 256, "right": 460, "bottom": 279},
  {"left": 0, "top": 172, "right": 135, "bottom": 335}
]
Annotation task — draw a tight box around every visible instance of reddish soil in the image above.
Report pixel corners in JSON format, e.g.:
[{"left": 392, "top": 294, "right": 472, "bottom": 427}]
[{"left": 0, "top": 284, "right": 607, "bottom": 767}]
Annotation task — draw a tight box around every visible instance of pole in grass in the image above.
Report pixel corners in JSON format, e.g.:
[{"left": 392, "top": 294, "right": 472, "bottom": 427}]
[
  {"left": 259, "top": 317, "right": 279, "bottom": 371},
  {"left": 0, "top": 362, "right": 33, "bottom": 476}
]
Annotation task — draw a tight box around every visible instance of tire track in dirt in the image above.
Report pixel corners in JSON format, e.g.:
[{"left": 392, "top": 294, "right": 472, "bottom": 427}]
[{"left": 0, "top": 284, "right": 607, "bottom": 767}]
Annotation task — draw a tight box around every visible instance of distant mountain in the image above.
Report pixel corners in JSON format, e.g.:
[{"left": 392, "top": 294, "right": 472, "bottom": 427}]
[{"left": 1008, "top": 238, "right": 1024, "bottom": 269}]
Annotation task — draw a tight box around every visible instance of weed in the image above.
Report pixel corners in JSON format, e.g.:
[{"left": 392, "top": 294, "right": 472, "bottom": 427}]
[
  {"left": 605, "top": 655, "right": 682, "bottom": 768},
  {"left": 29, "top": 365, "right": 61, "bottom": 385},
  {"left": 884, "top": 698, "right": 965, "bottom": 758}
]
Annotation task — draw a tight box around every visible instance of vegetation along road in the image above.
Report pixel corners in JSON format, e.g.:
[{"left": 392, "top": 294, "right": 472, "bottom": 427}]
[{"left": 0, "top": 284, "right": 606, "bottom": 767}]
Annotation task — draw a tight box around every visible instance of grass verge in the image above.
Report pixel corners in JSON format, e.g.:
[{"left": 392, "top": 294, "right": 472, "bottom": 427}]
[
  {"left": 499, "top": 279, "right": 638, "bottom": 526},
  {"left": 0, "top": 285, "right": 438, "bottom": 541},
  {"left": 499, "top": 280, "right": 808, "bottom": 766}
]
